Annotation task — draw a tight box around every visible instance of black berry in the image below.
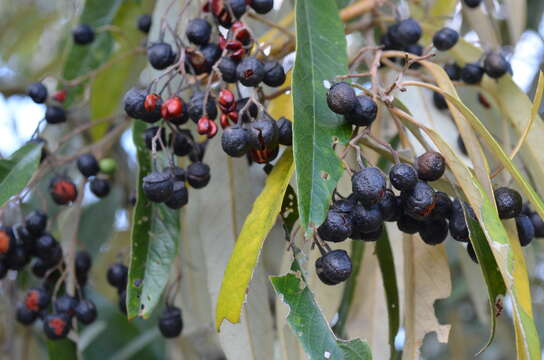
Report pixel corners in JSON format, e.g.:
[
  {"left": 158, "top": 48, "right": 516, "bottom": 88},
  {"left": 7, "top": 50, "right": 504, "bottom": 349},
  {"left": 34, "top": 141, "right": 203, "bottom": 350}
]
[
  {"left": 315, "top": 250, "right": 352, "bottom": 285},
  {"left": 165, "top": 182, "right": 189, "bottom": 209},
  {"left": 432, "top": 28, "right": 459, "bottom": 51},
  {"left": 263, "top": 61, "right": 286, "bottom": 87},
  {"left": 75, "top": 299, "right": 97, "bottom": 325},
  {"left": 444, "top": 63, "right": 461, "bottom": 81},
  {"left": 464, "top": 0, "right": 482, "bottom": 8},
  {"left": 389, "top": 163, "right": 418, "bottom": 191},
  {"left": 449, "top": 199, "right": 472, "bottom": 242},
  {"left": 277, "top": 117, "right": 292, "bottom": 146},
  {"left": 45, "top": 106, "right": 66, "bottom": 124},
  {"left": 72, "top": 24, "right": 95, "bottom": 45},
  {"left": 326, "top": 82, "right": 357, "bottom": 115},
  {"left": 516, "top": 214, "right": 535, "bottom": 247},
  {"left": 76, "top": 250, "right": 92, "bottom": 275},
  {"left": 494, "top": 187, "right": 522, "bottom": 219},
  {"left": 352, "top": 167, "right": 386, "bottom": 206},
  {"left": 397, "top": 18, "right": 422, "bottom": 45},
  {"left": 25, "top": 210, "right": 47, "bottom": 236},
  {"left": 236, "top": 56, "right": 265, "bottom": 87},
  {"left": 483, "top": 51, "right": 509, "bottom": 79},
  {"left": 419, "top": 218, "right": 449, "bottom": 245},
  {"left": 54, "top": 295, "right": 78, "bottom": 317},
  {"left": 16, "top": 304, "right": 38, "bottom": 325},
  {"left": 77, "top": 153, "right": 100, "bottom": 177},
  {"left": 186, "top": 18, "right": 211, "bottom": 45},
  {"left": 43, "top": 313, "right": 71, "bottom": 340},
  {"left": 143, "top": 171, "right": 174, "bottom": 202},
  {"left": 137, "top": 14, "right": 152, "bottom": 33},
  {"left": 433, "top": 91, "right": 448, "bottom": 110},
  {"left": 222, "top": 125, "right": 251, "bottom": 157},
  {"left": 249, "top": 118, "right": 279, "bottom": 150},
  {"left": 158, "top": 306, "right": 183, "bottom": 338},
  {"left": 171, "top": 130, "right": 194, "bottom": 156},
  {"left": 188, "top": 92, "right": 218, "bottom": 122},
  {"left": 461, "top": 63, "right": 484, "bottom": 84},
  {"left": 107, "top": 263, "right": 128, "bottom": 290},
  {"left": 530, "top": 212, "right": 544, "bottom": 238},
  {"left": 27, "top": 82, "right": 48, "bottom": 104},
  {"left": 467, "top": 242, "right": 478, "bottom": 264},
  {"left": 352, "top": 203, "right": 384, "bottom": 234},
  {"left": 250, "top": 0, "right": 274, "bottom": 14},
  {"left": 397, "top": 214, "right": 423, "bottom": 234},
  {"left": 379, "top": 189, "right": 400, "bottom": 222},
  {"left": 317, "top": 209, "right": 353, "bottom": 242},
  {"left": 415, "top": 151, "right": 446, "bottom": 181},
  {"left": 218, "top": 57, "right": 239, "bottom": 83},
  {"left": 144, "top": 126, "right": 167, "bottom": 151},
  {"left": 344, "top": 95, "right": 378, "bottom": 127},
  {"left": 430, "top": 191, "right": 453, "bottom": 220},
  {"left": 401, "top": 181, "right": 436, "bottom": 221},
  {"left": 90, "top": 178, "right": 110, "bottom": 198},
  {"left": 6, "top": 245, "right": 29, "bottom": 270},
  {"left": 187, "top": 162, "right": 211, "bottom": 189},
  {"left": 147, "top": 42, "right": 176, "bottom": 70}
]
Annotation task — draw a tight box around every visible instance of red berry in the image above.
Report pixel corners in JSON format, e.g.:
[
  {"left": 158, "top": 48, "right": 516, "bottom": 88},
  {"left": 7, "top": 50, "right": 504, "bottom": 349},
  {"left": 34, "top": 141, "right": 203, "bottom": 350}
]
[
  {"left": 144, "top": 94, "right": 162, "bottom": 112},
  {"left": 197, "top": 116, "right": 211, "bottom": 135},
  {"left": 53, "top": 90, "right": 67, "bottom": 102},
  {"left": 207, "top": 119, "right": 218, "bottom": 138},
  {"left": 161, "top": 96, "right": 188, "bottom": 125},
  {"left": 230, "top": 21, "right": 251, "bottom": 45},
  {"left": 218, "top": 89, "right": 236, "bottom": 113},
  {"left": 49, "top": 177, "right": 78, "bottom": 205}
]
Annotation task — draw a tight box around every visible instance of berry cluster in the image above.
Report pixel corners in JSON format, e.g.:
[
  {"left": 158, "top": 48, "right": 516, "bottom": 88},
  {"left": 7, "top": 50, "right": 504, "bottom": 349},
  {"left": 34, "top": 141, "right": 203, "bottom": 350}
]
[{"left": 4, "top": 210, "right": 96, "bottom": 339}]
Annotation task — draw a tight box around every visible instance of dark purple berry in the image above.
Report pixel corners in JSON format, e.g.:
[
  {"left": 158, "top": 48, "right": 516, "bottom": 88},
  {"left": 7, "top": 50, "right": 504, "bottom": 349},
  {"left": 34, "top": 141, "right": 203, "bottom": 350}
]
[
  {"left": 24, "top": 287, "right": 50, "bottom": 312},
  {"left": 415, "top": 151, "right": 446, "bottom": 181},
  {"left": 144, "top": 126, "right": 167, "bottom": 151},
  {"left": 107, "top": 263, "right": 128, "bottom": 290},
  {"left": 143, "top": 171, "right": 174, "bottom": 202},
  {"left": 516, "top": 214, "right": 535, "bottom": 247},
  {"left": 25, "top": 210, "right": 47, "bottom": 236},
  {"left": 432, "top": 28, "right": 459, "bottom": 51},
  {"left": 326, "top": 82, "right": 357, "bottom": 115},
  {"left": 467, "top": 242, "right": 478, "bottom": 263},
  {"left": 90, "top": 178, "right": 110, "bottom": 198},
  {"left": 54, "top": 295, "right": 78, "bottom": 317},
  {"left": 137, "top": 14, "right": 152, "bottom": 33},
  {"left": 530, "top": 212, "right": 544, "bottom": 238},
  {"left": 494, "top": 187, "right": 522, "bottom": 219},
  {"left": 461, "top": 63, "right": 484, "bottom": 84},
  {"left": 186, "top": 18, "right": 212, "bottom": 45},
  {"left": 344, "top": 95, "right": 377, "bottom": 127},
  {"left": 250, "top": 0, "right": 274, "bottom": 14},
  {"left": 75, "top": 299, "right": 97, "bottom": 325},
  {"left": 277, "top": 117, "right": 292, "bottom": 146},
  {"left": 77, "top": 153, "right": 100, "bottom": 177},
  {"left": 464, "top": 0, "right": 482, "bottom": 8},
  {"left": 483, "top": 51, "right": 509, "bottom": 79},
  {"left": 147, "top": 42, "right": 176, "bottom": 70},
  {"left": 159, "top": 306, "right": 183, "bottom": 338},
  {"left": 449, "top": 199, "right": 472, "bottom": 242},
  {"left": 249, "top": 118, "right": 279, "bottom": 150},
  {"left": 187, "top": 162, "right": 211, "bottom": 189},
  {"left": 263, "top": 61, "right": 286, "bottom": 87},
  {"left": 397, "top": 18, "right": 422, "bottom": 45},
  {"left": 27, "top": 82, "right": 48, "bottom": 104},
  {"left": 317, "top": 210, "right": 353, "bottom": 243},
  {"left": 433, "top": 91, "right": 448, "bottom": 110},
  {"left": 72, "top": 24, "right": 95, "bottom": 45},
  {"left": 222, "top": 125, "right": 250, "bottom": 157},
  {"left": 188, "top": 92, "right": 218, "bottom": 121},
  {"left": 352, "top": 204, "right": 383, "bottom": 234},
  {"left": 76, "top": 250, "right": 92, "bottom": 275},
  {"left": 401, "top": 181, "right": 436, "bottom": 221},
  {"left": 389, "top": 163, "right": 418, "bottom": 191},
  {"left": 5, "top": 245, "right": 29, "bottom": 270},
  {"left": 45, "top": 106, "right": 66, "bottom": 124},
  {"left": 379, "top": 189, "right": 400, "bottom": 222},
  {"left": 236, "top": 56, "right": 265, "bottom": 87},
  {"left": 352, "top": 167, "right": 386, "bottom": 206},
  {"left": 16, "top": 304, "right": 38, "bottom": 325},
  {"left": 420, "top": 218, "right": 449, "bottom": 245},
  {"left": 397, "top": 214, "right": 423, "bottom": 234},
  {"left": 218, "top": 57, "right": 238, "bottom": 83},
  {"left": 315, "top": 250, "right": 352, "bottom": 285},
  {"left": 165, "top": 182, "right": 189, "bottom": 209},
  {"left": 430, "top": 191, "right": 453, "bottom": 220},
  {"left": 444, "top": 63, "right": 461, "bottom": 81}
]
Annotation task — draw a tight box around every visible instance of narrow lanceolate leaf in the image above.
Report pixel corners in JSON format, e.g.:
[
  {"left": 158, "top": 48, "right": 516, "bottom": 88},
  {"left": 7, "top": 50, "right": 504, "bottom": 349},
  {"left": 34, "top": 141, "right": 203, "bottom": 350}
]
[
  {"left": 292, "top": 0, "right": 352, "bottom": 234},
  {"left": 271, "top": 260, "right": 372, "bottom": 360},
  {"left": 62, "top": 0, "right": 124, "bottom": 105},
  {"left": 392, "top": 104, "right": 541, "bottom": 359},
  {"left": 215, "top": 150, "right": 294, "bottom": 329},
  {"left": 465, "top": 213, "right": 507, "bottom": 354},
  {"left": 47, "top": 339, "right": 77, "bottom": 360},
  {"left": 89, "top": 0, "right": 152, "bottom": 140},
  {"left": 0, "top": 142, "right": 43, "bottom": 207},
  {"left": 127, "top": 121, "right": 180, "bottom": 319}
]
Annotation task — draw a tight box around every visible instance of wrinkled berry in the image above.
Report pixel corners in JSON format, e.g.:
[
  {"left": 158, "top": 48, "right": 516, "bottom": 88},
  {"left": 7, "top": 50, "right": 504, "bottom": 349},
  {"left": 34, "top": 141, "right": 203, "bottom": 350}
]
[
  {"left": 494, "top": 187, "right": 522, "bottom": 219},
  {"left": 27, "top": 82, "right": 48, "bottom": 104},
  {"left": 44, "top": 313, "right": 71, "bottom": 340},
  {"left": 107, "top": 263, "right": 128, "bottom": 290},
  {"left": 415, "top": 151, "right": 445, "bottom": 181},
  {"left": 352, "top": 204, "right": 383, "bottom": 234},
  {"left": 77, "top": 153, "right": 100, "bottom": 177},
  {"left": 344, "top": 95, "right": 377, "bottom": 127},
  {"left": 49, "top": 176, "right": 78, "bottom": 205},
  {"left": 352, "top": 167, "right": 386, "bottom": 206},
  {"left": 432, "top": 28, "right": 459, "bottom": 51},
  {"left": 318, "top": 209, "right": 353, "bottom": 243},
  {"left": 171, "top": 130, "right": 193, "bottom": 156},
  {"left": 222, "top": 125, "right": 250, "bottom": 157},
  {"left": 401, "top": 181, "right": 436, "bottom": 220},
  {"left": 277, "top": 117, "right": 292, "bottom": 146},
  {"left": 379, "top": 190, "right": 400, "bottom": 222},
  {"left": 430, "top": 191, "right": 453, "bottom": 220},
  {"left": 159, "top": 306, "right": 183, "bottom": 338},
  {"left": 55, "top": 295, "right": 78, "bottom": 317},
  {"left": 236, "top": 57, "right": 265, "bottom": 87},
  {"left": 124, "top": 88, "right": 158, "bottom": 122},
  {"left": 165, "top": 182, "right": 189, "bottom": 209},
  {"left": 187, "top": 162, "right": 211, "bottom": 189},
  {"left": 249, "top": 118, "right": 279, "bottom": 150},
  {"left": 263, "top": 61, "right": 286, "bottom": 87},
  {"left": 397, "top": 214, "right": 423, "bottom": 234},
  {"left": 444, "top": 63, "right": 461, "bottom": 81},
  {"left": 188, "top": 92, "right": 218, "bottom": 122},
  {"left": 148, "top": 42, "right": 176, "bottom": 70},
  {"left": 144, "top": 126, "right": 167, "bottom": 151},
  {"left": 167, "top": 166, "right": 186, "bottom": 182},
  {"left": 420, "top": 218, "right": 449, "bottom": 245},
  {"left": 461, "top": 63, "right": 484, "bottom": 84},
  {"left": 389, "top": 163, "right": 417, "bottom": 192},
  {"left": 315, "top": 250, "right": 352, "bottom": 285},
  {"left": 516, "top": 214, "right": 535, "bottom": 247},
  {"left": 326, "top": 82, "right": 357, "bottom": 115},
  {"left": 397, "top": 18, "right": 422, "bottom": 45},
  {"left": 137, "top": 14, "right": 152, "bottom": 33},
  {"left": 186, "top": 18, "right": 212, "bottom": 45},
  {"left": 90, "top": 178, "right": 110, "bottom": 198},
  {"left": 143, "top": 171, "right": 174, "bottom": 202},
  {"left": 45, "top": 106, "right": 66, "bottom": 124},
  {"left": 72, "top": 24, "right": 95, "bottom": 45},
  {"left": 483, "top": 51, "right": 509, "bottom": 79},
  {"left": 75, "top": 299, "right": 97, "bottom": 325},
  {"left": 357, "top": 225, "right": 384, "bottom": 242}
]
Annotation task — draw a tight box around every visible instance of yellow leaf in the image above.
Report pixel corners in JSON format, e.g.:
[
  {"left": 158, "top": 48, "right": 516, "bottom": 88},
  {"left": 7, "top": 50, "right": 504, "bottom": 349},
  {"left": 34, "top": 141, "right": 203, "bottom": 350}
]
[{"left": 215, "top": 150, "right": 295, "bottom": 330}]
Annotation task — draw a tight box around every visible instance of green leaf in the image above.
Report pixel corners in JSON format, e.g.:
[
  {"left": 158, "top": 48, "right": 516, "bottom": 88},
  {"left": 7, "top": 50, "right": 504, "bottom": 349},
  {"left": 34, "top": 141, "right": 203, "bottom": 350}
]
[
  {"left": 215, "top": 150, "right": 295, "bottom": 329},
  {"left": 292, "top": 0, "right": 352, "bottom": 234},
  {"left": 89, "top": 0, "right": 152, "bottom": 140},
  {"left": 465, "top": 211, "right": 507, "bottom": 354},
  {"left": 0, "top": 142, "right": 43, "bottom": 207},
  {"left": 127, "top": 121, "right": 180, "bottom": 319},
  {"left": 62, "top": 0, "right": 124, "bottom": 105},
  {"left": 271, "top": 259, "right": 372, "bottom": 360},
  {"left": 47, "top": 339, "right": 77, "bottom": 360}
]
